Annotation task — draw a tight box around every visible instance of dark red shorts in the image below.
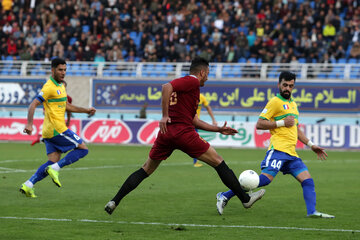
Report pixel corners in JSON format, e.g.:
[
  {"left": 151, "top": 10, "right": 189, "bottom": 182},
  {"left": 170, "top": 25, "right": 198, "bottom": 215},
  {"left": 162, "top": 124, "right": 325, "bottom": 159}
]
[{"left": 149, "top": 123, "right": 210, "bottom": 160}]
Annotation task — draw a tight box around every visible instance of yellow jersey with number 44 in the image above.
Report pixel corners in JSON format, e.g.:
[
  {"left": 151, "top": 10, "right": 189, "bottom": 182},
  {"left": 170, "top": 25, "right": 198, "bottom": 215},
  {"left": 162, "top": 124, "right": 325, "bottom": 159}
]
[
  {"left": 259, "top": 94, "right": 299, "bottom": 157},
  {"left": 36, "top": 77, "right": 67, "bottom": 138}
]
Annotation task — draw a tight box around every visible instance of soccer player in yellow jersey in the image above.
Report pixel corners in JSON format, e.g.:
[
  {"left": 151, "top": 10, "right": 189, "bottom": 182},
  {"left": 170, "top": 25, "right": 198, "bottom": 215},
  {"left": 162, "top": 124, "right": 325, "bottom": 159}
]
[
  {"left": 216, "top": 71, "right": 335, "bottom": 218},
  {"left": 20, "top": 58, "right": 96, "bottom": 198},
  {"left": 193, "top": 93, "right": 218, "bottom": 167}
]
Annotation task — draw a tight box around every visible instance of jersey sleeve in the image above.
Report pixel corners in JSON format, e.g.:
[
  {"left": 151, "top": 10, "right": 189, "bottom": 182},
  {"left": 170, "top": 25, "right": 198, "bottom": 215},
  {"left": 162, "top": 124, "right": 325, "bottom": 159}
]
[
  {"left": 200, "top": 94, "right": 209, "bottom": 107},
  {"left": 259, "top": 98, "right": 278, "bottom": 121},
  {"left": 36, "top": 83, "right": 52, "bottom": 103},
  {"left": 170, "top": 77, "right": 199, "bottom": 92}
]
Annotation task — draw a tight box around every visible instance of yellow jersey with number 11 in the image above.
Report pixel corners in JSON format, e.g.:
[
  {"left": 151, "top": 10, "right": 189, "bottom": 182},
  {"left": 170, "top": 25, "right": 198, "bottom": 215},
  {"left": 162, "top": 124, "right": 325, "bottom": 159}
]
[
  {"left": 36, "top": 77, "right": 68, "bottom": 138},
  {"left": 259, "top": 94, "right": 299, "bottom": 157}
]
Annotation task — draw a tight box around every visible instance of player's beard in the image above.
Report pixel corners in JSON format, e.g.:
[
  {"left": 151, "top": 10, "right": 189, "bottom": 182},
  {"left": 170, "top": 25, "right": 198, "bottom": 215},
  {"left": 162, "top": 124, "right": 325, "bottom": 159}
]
[{"left": 279, "top": 88, "right": 291, "bottom": 99}]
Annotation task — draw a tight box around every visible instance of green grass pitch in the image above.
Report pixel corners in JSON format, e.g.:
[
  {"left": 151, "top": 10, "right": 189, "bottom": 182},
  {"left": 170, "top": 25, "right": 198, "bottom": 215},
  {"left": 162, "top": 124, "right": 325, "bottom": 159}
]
[{"left": 0, "top": 142, "right": 359, "bottom": 240}]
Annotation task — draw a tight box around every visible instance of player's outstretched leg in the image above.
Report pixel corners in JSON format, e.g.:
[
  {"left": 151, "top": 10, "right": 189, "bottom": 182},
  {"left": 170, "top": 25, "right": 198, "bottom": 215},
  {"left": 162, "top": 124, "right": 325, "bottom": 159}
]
[
  {"left": 47, "top": 149, "right": 88, "bottom": 187},
  {"left": 215, "top": 173, "right": 270, "bottom": 214},
  {"left": 105, "top": 168, "right": 149, "bottom": 215},
  {"left": 214, "top": 161, "right": 265, "bottom": 209},
  {"left": 302, "top": 178, "right": 335, "bottom": 218},
  {"left": 216, "top": 192, "right": 228, "bottom": 215},
  {"left": 19, "top": 160, "right": 53, "bottom": 198}
]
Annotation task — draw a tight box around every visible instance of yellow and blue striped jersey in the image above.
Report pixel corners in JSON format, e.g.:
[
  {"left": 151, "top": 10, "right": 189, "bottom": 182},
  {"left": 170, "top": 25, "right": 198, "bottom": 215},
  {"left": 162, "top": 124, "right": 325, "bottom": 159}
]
[
  {"left": 259, "top": 94, "right": 299, "bottom": 157},
  {"left": 36, "top": 77, "right": 67, "bottom": 138},
  {"left": 196, "top": 93, "right": 209, "bottom": 117}
]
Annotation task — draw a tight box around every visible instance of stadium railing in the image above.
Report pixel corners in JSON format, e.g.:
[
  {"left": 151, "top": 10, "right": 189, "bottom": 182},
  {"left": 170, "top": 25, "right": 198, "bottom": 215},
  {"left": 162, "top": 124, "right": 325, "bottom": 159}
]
[{"left": 1, "top": 61, "right": 360, "bottom": 80}]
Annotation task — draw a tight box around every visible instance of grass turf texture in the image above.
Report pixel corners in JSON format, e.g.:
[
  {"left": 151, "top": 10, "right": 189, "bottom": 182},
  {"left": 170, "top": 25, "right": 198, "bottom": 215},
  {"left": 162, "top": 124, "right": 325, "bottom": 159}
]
[{"left": 0, "top": 143, "right": 359, "bottom": 240}]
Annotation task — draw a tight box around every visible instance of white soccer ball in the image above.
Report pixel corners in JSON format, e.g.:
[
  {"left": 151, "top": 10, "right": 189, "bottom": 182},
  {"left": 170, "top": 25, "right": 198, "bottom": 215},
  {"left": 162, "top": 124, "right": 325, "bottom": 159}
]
[{"left": 239, "top": 170, "right": 259, "bottom": 191}]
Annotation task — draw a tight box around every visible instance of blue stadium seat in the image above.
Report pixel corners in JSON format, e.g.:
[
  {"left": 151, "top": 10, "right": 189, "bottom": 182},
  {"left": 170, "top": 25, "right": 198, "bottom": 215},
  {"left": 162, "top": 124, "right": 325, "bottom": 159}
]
[
  {"left": 249, "top": 58, "right": 257, "bottom": 63},
  {"left": 1, "top": 69, "right": 9, "bottom": 75},
  {"left": 348, "top": 58, "right": 358, "bottom": 64},
  {"left": 82, "top": 25, "right": 90, "bottom": 33},
  {"left": 317, "top": 73, "right": 327, "bottom": 79},
  {"left": 238, "top": 57, "right": 246, "bottom": 63},
  {"left": 129, "top": 31, "right": 137, "bottom": 41},
  {"left": 298, "top": 58, "right": 306, "bottom": 63},
  {"left": 5, "top": 56, "right": 13, "bottom": 61},
  {"left": 337, "top": 58, "right": 347, "bottom": 64},
  {"left": 69, "top": 37, "right": 77, "bottom": 46}
]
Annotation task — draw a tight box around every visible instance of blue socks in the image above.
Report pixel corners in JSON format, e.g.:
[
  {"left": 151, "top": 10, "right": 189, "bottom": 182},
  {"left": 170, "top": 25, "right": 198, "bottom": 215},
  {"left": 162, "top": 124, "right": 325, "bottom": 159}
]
[
  {"left": 223, "top": 174, "right": 271, "bottom": 199},
  {"left": 301, "top": 178, "right": 316, "bottom": 215},
  {"left": 29, "top": 160, "right": 53, "bottom": 184},
  {"left": 28, "top": 149, "right": 88, "bottom": 186},
  {"left": 259, "top": 174, "right": 271, "bottom": 187},
  {"left": 58, "top": 149, "right": 88, "bottom": 168}
]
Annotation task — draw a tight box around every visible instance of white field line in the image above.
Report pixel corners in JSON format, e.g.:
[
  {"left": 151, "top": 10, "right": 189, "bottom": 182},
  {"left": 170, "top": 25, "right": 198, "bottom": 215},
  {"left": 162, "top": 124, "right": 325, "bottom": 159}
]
[
  {"left": 0, "top": 159, "right": 359, "bottom": 174},
  {"left": 0, "top": 216, "right": 359, "bottom": 233},
  {"left": 0, "top": 166, "right": 26, "bottom": 173}
]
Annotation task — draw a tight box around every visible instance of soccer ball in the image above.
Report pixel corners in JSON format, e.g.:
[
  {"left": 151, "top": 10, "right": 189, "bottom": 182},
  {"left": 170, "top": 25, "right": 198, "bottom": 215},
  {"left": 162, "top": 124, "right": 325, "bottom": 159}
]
[{"left": 238, "top": 170, "right": 259, "bottom": 191}]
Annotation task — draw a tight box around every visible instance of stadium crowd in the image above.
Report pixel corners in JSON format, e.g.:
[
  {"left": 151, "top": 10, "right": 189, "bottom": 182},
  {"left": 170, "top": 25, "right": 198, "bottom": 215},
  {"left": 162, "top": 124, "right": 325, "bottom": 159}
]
[{"left": 1, "top": 0, "right": 360, "bottom": 64}]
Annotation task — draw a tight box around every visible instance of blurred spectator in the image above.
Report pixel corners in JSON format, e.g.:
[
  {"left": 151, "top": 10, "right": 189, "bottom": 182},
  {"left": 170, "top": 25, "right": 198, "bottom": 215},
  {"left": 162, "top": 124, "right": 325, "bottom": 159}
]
[
  {"left": 52, "top": 40, "right": 64, "bottom": 58},
  {"left": 323, "top": 21, "right": 336, "bottom": 41},
  {"left": 64, "top": 45, "right": 77, "bottom": 61},
  {"left": 2, "top": 0, "right": 13, "bottom": 12},
  {"left": 7, "top": 38, "right": 17, "bottom": 55},
  {"left": 350, "top": 42, "right": 360, "bottom": 59},
  {"left": 235, "top": 31, "right": 248, "bottom": 58},
  {"left": 94, "top": 49, "right": 105, "bottom": 62}
]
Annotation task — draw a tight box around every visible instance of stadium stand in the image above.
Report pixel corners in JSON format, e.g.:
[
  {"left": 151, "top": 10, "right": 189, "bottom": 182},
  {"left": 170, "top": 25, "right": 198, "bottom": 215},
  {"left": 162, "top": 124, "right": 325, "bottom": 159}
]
[{"left": 0, "top": 0, "right": 360, "bottom": 66}]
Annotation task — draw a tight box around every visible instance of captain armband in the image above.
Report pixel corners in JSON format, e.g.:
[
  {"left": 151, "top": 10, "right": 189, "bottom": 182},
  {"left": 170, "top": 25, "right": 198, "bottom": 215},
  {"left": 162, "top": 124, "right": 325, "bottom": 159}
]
[{"left": 275, "top": 120, "right": 285, "bottom": 128}]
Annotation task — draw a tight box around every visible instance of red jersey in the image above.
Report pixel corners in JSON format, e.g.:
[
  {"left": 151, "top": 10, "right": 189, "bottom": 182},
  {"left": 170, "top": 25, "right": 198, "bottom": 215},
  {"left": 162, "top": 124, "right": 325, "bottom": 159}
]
[{"left": 169, "top": 75, "right": 200, "bottom": 125}]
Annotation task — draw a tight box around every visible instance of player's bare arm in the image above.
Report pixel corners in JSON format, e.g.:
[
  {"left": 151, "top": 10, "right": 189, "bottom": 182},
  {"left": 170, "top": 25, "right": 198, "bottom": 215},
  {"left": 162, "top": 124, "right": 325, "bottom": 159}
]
[
  {"left": 193, "top": 117, "right": 238, "bottom": 135},
  {"left": 256, "top": 115, "right": 295, "bottom": 130},
  {"left": 298, "top": 126, "right": 328, "bottom": 160},
  {"left": 205, "top": 105, "right": 217, "bottom": 126},
  {"left": 66, "top": 102, "right": 96, "bottom": 116},
  {"left": 159, "top": 83, "right": 173, "bottom": 134},
  {"left": 23, "top": 98, "right": 42, "bottom": 135}
]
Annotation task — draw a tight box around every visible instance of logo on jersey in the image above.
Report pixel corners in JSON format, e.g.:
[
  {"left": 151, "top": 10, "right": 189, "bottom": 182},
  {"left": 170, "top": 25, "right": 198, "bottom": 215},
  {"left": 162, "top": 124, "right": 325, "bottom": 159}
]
[
  {"left": 57, "top": 90, "right": 61, "bottom": 95},
  {"left": 283, "top": 104, "right": 289, "bottom": 110}
]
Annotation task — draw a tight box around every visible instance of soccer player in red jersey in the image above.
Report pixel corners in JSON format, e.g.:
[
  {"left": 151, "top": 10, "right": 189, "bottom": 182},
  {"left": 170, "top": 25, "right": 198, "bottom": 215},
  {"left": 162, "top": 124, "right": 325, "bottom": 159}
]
[{"left": 104, "top": 57, "right": 265, "bottom": 215}]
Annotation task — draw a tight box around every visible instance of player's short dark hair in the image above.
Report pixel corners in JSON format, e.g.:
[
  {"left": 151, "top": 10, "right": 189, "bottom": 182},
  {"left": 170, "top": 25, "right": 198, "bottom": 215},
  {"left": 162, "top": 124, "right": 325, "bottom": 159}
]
[
  {"left": 189, "top": 57, "right": 209, "bottom": 74},
  {"left": 279, "top": 71, "right": 296, "bottom": 83},
  {"left": 51, "top": 58, "right": 66, "bottom": 69}
]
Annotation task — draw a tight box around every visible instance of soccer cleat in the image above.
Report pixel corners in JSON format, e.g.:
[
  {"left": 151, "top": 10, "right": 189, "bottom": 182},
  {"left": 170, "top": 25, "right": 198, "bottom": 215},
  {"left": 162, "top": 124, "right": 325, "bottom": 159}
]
[
  {"left": 46, "top": 166, "right": 62, "bottom": 187},
  {"left": 242, "top": 189, "right": 266, "bottom": 208},
  {"left": 307, "top": 211, "right": 335, "bottom": 218},
  {"left": 31, "top": 139, "right": 40, "bottom": 146},
  {"left": 194, "top": 162, "right": 203, "bottom": 167},
  {"left": 216, "top": 192, "right": 228, "bottom": 215},
  {"left": 19, "top": 184, "right": 37, "bottom": 198},
  {"left": 104, "top": 201, "right": 116, "bottom": 215}
]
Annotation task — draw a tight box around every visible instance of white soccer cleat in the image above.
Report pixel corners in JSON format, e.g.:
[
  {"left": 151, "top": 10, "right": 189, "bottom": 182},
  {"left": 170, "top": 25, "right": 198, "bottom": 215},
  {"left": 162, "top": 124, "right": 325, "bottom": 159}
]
[
  {"left": 104, "top": 201, "right": 116, "bottom": 215},
  {"left": 216, "top": 192, "right": 228, "bottom": 215},
  {"left": 242, "top": 189, "right": 266, "bottom": 208},
  {"left": 307, "top": 211, "right": 335, "bottom": 218}
]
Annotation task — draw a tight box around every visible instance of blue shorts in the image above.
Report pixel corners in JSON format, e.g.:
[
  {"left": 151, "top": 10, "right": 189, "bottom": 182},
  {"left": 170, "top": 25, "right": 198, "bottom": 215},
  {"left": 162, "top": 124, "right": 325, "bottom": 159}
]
[
  {"left": 260, "top": 149, "right": 308, "bottom": 178},
  {"left": 44, "top": 129, "right": 83, "bottom": 155}
]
